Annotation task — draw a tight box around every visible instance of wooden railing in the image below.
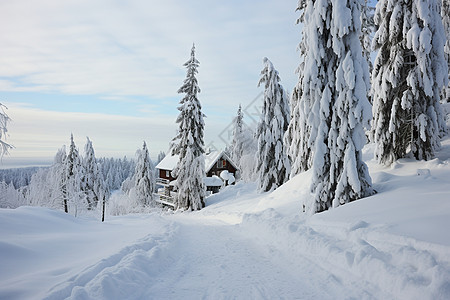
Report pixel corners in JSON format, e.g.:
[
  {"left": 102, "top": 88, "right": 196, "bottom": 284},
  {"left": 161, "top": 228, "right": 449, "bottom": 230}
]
[{"left": 156, "top": 178, "right": 170, "bottom": 186}]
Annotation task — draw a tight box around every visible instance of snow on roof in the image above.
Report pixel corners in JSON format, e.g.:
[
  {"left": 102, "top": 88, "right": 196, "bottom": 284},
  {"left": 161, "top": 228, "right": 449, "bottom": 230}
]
[
  {"left": 155, "top": 153, "right": 179, "bottom": 171},
  {"left": 156, "top": 150, "right": 238, "bottom": 172},
  {"left": 205, "top": 150, "right": 223, "bottom": 172}
]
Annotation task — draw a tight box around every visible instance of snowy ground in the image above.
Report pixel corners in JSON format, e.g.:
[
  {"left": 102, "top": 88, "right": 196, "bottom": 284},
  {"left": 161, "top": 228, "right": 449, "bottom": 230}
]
[{"left": 2, "top": 137, "right": 450, "bottom": 299}]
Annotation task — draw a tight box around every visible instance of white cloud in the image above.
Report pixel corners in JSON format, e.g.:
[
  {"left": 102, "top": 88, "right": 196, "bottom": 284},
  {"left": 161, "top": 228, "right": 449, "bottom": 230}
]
[{"left": 0, "top": 0, "right": 299, "bottom": 107}]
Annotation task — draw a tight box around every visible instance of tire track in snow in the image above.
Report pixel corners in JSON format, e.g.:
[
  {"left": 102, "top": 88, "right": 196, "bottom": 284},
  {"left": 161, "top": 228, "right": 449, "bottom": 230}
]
[{"left": 136, "top": 216, "right": 370, "bottom": 300}]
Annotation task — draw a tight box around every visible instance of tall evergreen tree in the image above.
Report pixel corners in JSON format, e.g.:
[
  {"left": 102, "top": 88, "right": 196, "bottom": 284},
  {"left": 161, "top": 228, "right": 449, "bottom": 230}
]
[
  {"left": 171, "top": 44, "right": 206, "bottom": 211},
  {"left": 0, "top": 103, "right": 13, "bottom": 158},
  {"left": 83, "top": 137, "right": 108, "bottom": 209},
  {"left": 255, "top": 58, "right": 290, "bottom": 192},
  {"left": 133, "top": 141, "right": 155, "bottom": 206},
  {"left": 360, "top": 0, "right": 374, "bottom": 75},
  {"left": 371, "top": 0, "right": 448, "bottom": 165},
  {"left": 230, "top": 104, "right": 245, "bottom": 167},
  {"left": 442, "top": 0, "right": 450, "bottom": 103},
  {"left": 64, "top": 134, "right": 85, "bottom": 214},
  {"left": 51, "top": 146, "right": 67, "bottom": 211},
  {"left": 302, "top": 0, "right": 374, "bottom": 213},
  {"left": 285, "top": 0, "right": 313, "bottom": 178}
]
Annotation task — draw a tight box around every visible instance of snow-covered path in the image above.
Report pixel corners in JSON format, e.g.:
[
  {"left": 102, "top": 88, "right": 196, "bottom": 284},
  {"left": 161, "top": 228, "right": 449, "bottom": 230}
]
[{"left": 41, "top": 213, "right": 385, "bottom": 300}]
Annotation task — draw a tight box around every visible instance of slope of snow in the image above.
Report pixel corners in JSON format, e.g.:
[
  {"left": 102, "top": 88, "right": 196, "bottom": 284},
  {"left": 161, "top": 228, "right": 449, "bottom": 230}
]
[{"left": 1, "top": 137, "right": 450, "bottom": 299}]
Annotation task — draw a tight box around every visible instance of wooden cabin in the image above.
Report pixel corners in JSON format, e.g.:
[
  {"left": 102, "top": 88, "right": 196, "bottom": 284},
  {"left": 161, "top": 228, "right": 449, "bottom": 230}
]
[{"left": 155, "top": 150, "right": 239, "bottom": 195}]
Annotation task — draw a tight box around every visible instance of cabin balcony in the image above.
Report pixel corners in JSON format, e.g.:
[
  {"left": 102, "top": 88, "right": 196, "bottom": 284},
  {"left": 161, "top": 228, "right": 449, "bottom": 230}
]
[{"left": 156, "top": 177, "right": 170, "bottom": 186}]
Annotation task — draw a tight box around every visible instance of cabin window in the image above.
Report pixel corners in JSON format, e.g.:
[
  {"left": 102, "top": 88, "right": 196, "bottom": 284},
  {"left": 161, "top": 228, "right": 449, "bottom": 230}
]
[
  {"left": 217, "top": 159, "right": 226, "bottom": 168},
  {"left": 404, "top": 50, "right": 416, "bottom": 67},
  {"left": 166, "top": 170, "right": 170, "bottom": 177}
]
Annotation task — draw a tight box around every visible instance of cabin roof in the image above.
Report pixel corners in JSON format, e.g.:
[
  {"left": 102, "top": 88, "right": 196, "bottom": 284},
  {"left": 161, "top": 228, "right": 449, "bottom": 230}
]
[
  {"left": 156, "top": 150, "right": 238, "bottom": 173},
  {"left": 155, "top": 152, "right": 179, "bottom": 171}
]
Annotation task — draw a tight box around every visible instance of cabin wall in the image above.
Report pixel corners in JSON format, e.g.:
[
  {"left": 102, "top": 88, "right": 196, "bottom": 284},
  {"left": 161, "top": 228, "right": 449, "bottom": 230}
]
[{"left": 158, "top": 169, "right": 176, "bottom": 182}]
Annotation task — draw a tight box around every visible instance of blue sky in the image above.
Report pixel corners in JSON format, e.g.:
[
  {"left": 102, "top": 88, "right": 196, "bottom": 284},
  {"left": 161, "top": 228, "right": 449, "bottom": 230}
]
[{"left": 0, "top": 0, "right": 301, "bottom": 168}]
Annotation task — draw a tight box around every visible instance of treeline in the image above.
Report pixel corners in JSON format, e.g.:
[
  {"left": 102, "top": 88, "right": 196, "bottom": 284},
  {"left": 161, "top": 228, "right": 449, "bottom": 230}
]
[
  {"left": 0, "top": 136, "right": 164, "bottom": 219},
  {"left": 0, "top": 167, "right": 43, "bottom": 189}
]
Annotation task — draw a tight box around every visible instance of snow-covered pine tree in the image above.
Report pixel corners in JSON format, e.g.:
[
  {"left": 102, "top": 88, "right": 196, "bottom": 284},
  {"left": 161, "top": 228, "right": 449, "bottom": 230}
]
[
  {"left": 133, "top": 141, "right": 155, "bottom": 207},
  {"left": 230, "top": 104, "right": 245, "bottom": 168},
  {"left": 371, "top": 0, "right": 448, "bottom": 165},
  {"left": 237, "top": 122, "right": 258, "bottom": 182},
  {"left": 171, "top": 44, "right": 206, "bottom": 211},
  {"left": 65, "top": 134, "right": 85, "bottom": 214},
  {"left": 82, "top": 137, "right": 108, "bottom": 210},
  {"left": 27, "top": 147, "right": 67, "bottom": 210},
  {"left": 442, "top": 0, "right": 450, "bottom": 103},
  {"left": 255, "top": 57, "right": 290, "bottom": 192},
  {"left": 0, "top": 103, "right": 13, "bottom": 158},
  {"left": 360, "top": 0, "right": 374, "bottom": 76},
  {"left": 285, "top": 0, "right": 314, "bottom": 178},
  {"left": 302, "top": 0, "right": 374, "bottom": 213},
  {"left": 49, "top": 146, "right": 67, "bottom": 210},
  {"left": 27, "top": 168, "right": 52, "bottom": 208}
]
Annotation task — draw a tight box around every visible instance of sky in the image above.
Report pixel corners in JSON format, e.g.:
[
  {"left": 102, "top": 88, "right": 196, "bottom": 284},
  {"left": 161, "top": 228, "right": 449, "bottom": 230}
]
[{"left": 0, "top": 0, "right": 301, "bottom": 168}]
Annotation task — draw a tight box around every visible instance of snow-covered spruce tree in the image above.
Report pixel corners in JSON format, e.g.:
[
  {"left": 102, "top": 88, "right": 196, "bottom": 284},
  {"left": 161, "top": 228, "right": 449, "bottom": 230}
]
[
  {"left": 442, "top": 0, "right": 450, "bottom": 103},
  {"left": 26, "top": 147, "right": 67, "bottom": 210},
  {"left": 230, "top": 104, "right": 245, "bottom": 168},
  {"left": 372, "top": 0, "right": 448, "bottom": 165},
  {"left": 82, "top": 137, "right": 108, "bottom": 210},
  {"left": 50, "top": 146, "right": 68, "bottom": 210},
  {"left": 360, "top": 0, "right": 375, "bottom": 76},
  {"left": 284, "top": 0, "right": 314, "bottom": 178},
  {"left": 27, "top": 168, "right": 52, "bottom": 207},
  {"left": 64, "top": 134, "right": 85, "bottom": 214},
  {"left": 132, "top": 141, "right": 155, "bottom": 207},
  {"left": 0, "top": 103, "right": 13, "bottom": 158},
  {"left": 302, "top": 0, "right": 374, "bottom": 213},
  {"left": 171, "top": 44, "right": 206, "bottom": 210},
  {"left": 255, "top": 57, "right": 290, "bottom": 192}
]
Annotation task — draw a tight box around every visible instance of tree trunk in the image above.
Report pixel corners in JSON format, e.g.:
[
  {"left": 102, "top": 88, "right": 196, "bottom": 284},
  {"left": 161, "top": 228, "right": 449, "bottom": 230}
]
[
  {"left": 63, "top": 187, "right": 68, "bottom": 213},
  {"left": 101, "top": 196, "right": 105, "bottom": 222}
]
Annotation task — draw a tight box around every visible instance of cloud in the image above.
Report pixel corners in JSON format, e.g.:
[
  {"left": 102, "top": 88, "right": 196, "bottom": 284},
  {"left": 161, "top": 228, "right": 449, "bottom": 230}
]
[{"left": 0, "top": 0, "right": 300, "bottom": 110}]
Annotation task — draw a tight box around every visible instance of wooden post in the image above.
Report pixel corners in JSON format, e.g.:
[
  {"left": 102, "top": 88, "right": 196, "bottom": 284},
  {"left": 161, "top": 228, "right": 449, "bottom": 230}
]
[{"left": 101, "top": 196, "right": 106, "bottom": 222}]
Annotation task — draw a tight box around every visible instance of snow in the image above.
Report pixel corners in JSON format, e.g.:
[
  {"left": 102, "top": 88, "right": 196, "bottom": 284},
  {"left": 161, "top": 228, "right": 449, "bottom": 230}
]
[
  {"left": 2, "top": 138, "right": 450, "bottom": 299},
  {"left": 203, "top": 175, "right": 222, "bottom": 187},
  {"left": 156, "top": 150, "right": 237, "bottom": 174},
  {"left": 155, "top": 152, "right": 179, "bottom": 171}
]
